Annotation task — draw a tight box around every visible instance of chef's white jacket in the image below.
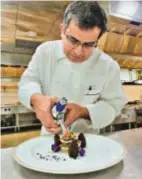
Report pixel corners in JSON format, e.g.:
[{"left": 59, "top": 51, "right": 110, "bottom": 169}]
[{"left": 18, "top": 40, "right": 127, "bottom": 134}]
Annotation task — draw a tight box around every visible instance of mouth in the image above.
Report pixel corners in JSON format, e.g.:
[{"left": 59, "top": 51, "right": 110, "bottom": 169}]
[
  {"left": 70, "top": 54, "right": 85, "bottom": 61},
  {"left": 72, "top": 53, "right": 82, "bottom": 58}
]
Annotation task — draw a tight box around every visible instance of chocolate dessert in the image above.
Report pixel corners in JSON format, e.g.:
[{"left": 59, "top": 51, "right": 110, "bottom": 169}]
[
  {"left": 78, "top": 133, "right": 86, "bottom": 148},
  {"left": 68, "top": 140, "right": 79, "bottom": 159},
  {"left": 51, "top": 131, "right": 86, "bottom": 159}
]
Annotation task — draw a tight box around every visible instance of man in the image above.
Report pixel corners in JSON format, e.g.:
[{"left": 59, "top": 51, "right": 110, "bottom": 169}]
[{"left": 18, "top": 1, "right": 127, "bottom": 135}]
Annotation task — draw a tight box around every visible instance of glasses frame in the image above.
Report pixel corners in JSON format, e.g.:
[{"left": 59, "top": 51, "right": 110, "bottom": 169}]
[{"left": 63, "top": 33, "right": 98, "bottom": 49}]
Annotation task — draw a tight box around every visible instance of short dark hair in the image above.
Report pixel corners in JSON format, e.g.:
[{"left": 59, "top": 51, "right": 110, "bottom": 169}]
[{"left": 63, "top": 1, "right": 107, "bottom": 38}]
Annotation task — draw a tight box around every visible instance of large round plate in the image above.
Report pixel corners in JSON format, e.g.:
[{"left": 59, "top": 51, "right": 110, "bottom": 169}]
[{"left": 14, "top": 134, "right": 125, "bottom": 174}]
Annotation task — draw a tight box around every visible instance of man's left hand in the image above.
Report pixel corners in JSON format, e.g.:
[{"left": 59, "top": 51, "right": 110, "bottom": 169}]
[{"left": 64, "top": 103, "right": 90, "bottom": 127}]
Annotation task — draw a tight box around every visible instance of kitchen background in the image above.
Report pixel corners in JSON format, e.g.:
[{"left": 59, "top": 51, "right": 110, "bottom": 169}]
[{"left": 1, "top": 1, "right": 142, "bottom": 148}]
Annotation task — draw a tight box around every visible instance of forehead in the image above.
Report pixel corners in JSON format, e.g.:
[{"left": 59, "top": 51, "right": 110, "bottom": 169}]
[{"left": 65, "top": 19, "right": 101, "bottom": 42}]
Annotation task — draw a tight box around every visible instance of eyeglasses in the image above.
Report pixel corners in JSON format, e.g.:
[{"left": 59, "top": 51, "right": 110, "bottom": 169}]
[{"left": 64, "top": 34, "right": 97, "bottom": 49}]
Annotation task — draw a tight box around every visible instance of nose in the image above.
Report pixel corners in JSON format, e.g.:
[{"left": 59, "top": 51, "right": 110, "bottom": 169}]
[{"left": 73, "top": 45, "right": 84, "bottom": 56}]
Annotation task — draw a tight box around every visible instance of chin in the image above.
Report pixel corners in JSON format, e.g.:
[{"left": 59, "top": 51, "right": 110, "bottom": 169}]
[{"left": 68, "top": 55, "right": 87, "bottom": 63}]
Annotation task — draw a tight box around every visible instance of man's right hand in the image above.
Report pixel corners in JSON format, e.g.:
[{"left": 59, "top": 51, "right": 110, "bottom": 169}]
[{"left": 31, "top": 94, "right": 60, "bottom": 132}]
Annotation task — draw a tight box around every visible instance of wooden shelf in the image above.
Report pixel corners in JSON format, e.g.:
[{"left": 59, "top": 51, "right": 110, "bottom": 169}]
[{"left": 108, "top": 53, "right": 142, "bottom": 69}]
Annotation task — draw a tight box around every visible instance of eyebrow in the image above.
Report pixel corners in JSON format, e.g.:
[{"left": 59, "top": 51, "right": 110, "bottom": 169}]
[{"left": 69, "top": 35, "right": 97, "bottom": 45}]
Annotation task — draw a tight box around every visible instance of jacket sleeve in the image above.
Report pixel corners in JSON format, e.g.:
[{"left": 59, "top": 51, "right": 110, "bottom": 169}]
[
  {"left": 18, "top": 45, "right": 45, "bottom": 110},
  {"left": 85, "top": 61, "right": 127, "bottom": 129}
]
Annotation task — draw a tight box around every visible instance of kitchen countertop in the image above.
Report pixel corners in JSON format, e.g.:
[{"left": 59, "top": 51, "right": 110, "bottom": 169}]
[
  {"left": 1, "top": 128, "right": 142, "bottom": 179},
  {"left": 1, "top": 91, "right": 19, "bottom": 106}
]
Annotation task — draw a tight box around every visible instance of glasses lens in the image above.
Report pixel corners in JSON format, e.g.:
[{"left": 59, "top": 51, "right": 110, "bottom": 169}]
[
  {"left": 65, "top": 34, "right": 97, "bottom": 49},
  {"left": 83, "top": 42, "right": 97, "bottom": 48},
  {"left": 66, "top": 35, "right": 78, "bottom": 46}
]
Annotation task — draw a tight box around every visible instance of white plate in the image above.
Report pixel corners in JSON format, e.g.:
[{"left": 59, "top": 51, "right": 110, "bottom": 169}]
[{"left": 14, "top": 134, "right": 125, "bottom": 174}]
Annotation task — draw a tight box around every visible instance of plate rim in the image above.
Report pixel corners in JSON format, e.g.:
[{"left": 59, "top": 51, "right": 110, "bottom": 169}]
[{"left": 13, "top": 134, "right": 126, "bottom": 174}]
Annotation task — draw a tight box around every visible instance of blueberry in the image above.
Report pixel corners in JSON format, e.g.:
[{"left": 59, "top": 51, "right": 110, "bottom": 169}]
[
  {"left": 79, "top": 148, "right": 85, "bottom": 156},
  {"left": 51, "top": 144, "right": 56, "bottom": 151},
  {"left": 51, "top": 144, "right": 60, "bottom": 152},
  {"left": 54, "top": 145, "right": 61, "bottom": 152}
]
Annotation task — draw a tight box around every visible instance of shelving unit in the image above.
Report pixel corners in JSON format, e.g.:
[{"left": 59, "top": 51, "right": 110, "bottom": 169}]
[
  {"left": 1, "top": 104, "right": 41, "bottom": 132},
  {"left": 98, "top": 16, "right": 142, "bottom": 132},
  {"left": 97, "top": 15, "right": 142, "bottom": 69}
]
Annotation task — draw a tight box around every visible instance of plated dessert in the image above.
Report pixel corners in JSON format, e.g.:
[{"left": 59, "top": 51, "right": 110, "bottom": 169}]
[{"left": 51, "top": 131, "right": 86, "bottom": 159}]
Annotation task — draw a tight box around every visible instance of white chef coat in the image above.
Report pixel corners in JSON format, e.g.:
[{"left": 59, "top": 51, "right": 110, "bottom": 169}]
[{"left": 18, "top": 40, "right": 127, "bottom": 135}]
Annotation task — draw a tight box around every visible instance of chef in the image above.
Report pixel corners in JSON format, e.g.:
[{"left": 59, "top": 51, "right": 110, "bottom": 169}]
[{"left": 18, "top": 1, "right": 127, "bottom": 135}]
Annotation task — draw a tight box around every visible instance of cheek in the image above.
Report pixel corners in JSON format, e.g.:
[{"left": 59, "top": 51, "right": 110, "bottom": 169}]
[
  {"left": 84, "top": 49, "right": 93, "bottom": 57},
  {"left": 63, "top": 43, "right": 73, "bottom": 55}
]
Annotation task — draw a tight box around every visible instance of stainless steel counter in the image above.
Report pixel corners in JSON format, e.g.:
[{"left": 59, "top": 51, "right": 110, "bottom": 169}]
[{"left": 1, "top": 128, "right": 142, "bottom": 179}]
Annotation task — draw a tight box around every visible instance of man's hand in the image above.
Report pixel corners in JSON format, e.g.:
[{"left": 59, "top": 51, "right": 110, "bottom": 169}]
[
  {"left": 31, "top": 94, "right": 60, "bottom": 133},
  {"left": 64, "top": 103, "right": 90, "bottom": 127}
]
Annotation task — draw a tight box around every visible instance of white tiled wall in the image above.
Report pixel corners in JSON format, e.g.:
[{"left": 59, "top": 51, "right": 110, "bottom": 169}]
[
  {"left": 120, "top": 69, "right": 130, "bottom": 81},
  {"left": 120, "top": 69, "right": 138, "bottom": 81}
]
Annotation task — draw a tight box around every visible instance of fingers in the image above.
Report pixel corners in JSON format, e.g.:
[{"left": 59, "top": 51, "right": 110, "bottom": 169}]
[
  {"left": 50, "top": 96, "right": 59, "bottom": 106},
  {"left": 36, "top": 110, "right": 58, "bottom": 129},
  {"left": 64, "top": 112, "right": 75, "bottom": 127},
  {"left": 47, "top": 126, "right": 61, "bottom": 134},
  {"left": 64, "top": 103, "right": 80, "bottom": 127},
  {"left": 64, "top": 119, "right": 73, "bottom": 127},
  {"left": 33, "top": 95, "right": 62, "bottom": 134},
  {"left": 64, "top": 104, "right": 72, "bottom": 127},
  {"left": 65, "top": 103, "right": 73, "bottom": 110}
]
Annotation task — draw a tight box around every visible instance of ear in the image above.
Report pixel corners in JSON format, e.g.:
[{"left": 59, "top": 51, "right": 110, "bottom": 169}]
[{"left": 60, "top": 23, "right": 65, "bottom": 33}]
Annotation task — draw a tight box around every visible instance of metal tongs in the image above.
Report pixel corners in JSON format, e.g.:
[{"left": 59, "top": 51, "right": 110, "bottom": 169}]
[{"left": 51, "top": 97, "right": 68, "bottom": 133}]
